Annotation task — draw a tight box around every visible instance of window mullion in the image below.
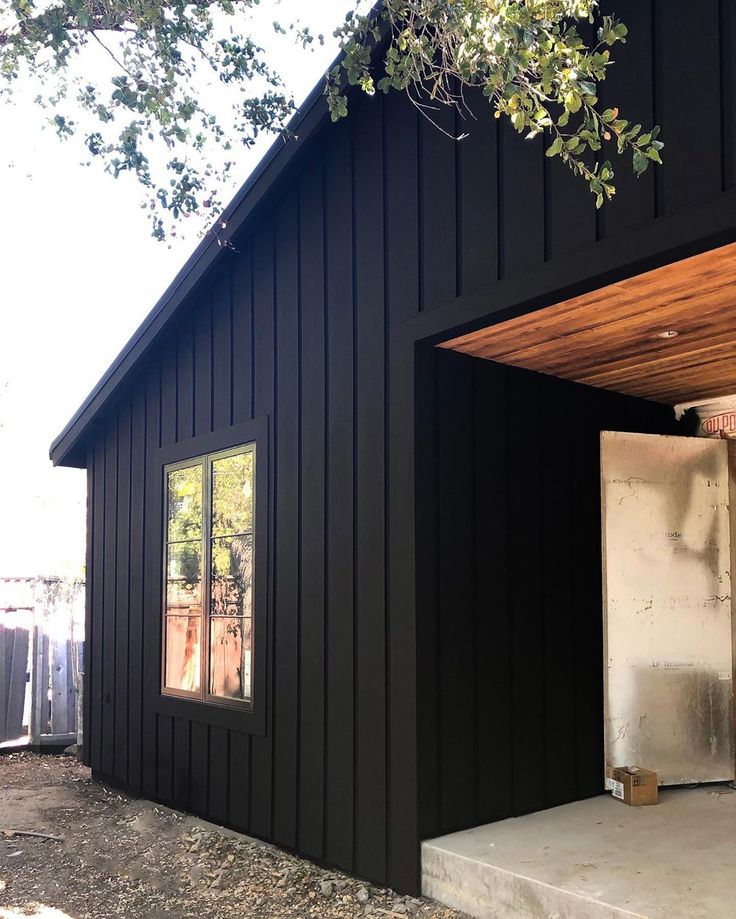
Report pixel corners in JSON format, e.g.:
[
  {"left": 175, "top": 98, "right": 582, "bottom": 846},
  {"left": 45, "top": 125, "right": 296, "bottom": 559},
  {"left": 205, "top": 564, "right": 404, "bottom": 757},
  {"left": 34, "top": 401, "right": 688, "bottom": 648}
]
[{"left": 202, "top": 455, "right": 212, "bottom": 702}]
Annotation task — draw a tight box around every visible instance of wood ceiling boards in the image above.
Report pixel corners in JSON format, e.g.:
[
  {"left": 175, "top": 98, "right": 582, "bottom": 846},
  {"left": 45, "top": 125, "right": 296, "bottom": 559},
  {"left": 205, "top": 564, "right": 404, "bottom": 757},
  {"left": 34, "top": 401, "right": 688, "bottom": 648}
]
[{"left": 441, "top": 242, "right": 736, "bottom": 405}]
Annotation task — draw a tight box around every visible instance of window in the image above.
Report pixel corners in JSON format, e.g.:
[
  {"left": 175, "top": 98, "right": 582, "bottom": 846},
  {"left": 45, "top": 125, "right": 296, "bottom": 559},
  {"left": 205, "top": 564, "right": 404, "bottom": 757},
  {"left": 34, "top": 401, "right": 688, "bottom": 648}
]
[{"left": 163, "top": 444, "right": 255, "bottom": 708}]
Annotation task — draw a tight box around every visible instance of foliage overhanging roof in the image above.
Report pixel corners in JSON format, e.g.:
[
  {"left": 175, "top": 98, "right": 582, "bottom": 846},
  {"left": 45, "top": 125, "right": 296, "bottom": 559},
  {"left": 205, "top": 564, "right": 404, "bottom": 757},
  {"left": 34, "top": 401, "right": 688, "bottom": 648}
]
[{"left": 50, "top": 54, "right": 341, "bottom": 468}]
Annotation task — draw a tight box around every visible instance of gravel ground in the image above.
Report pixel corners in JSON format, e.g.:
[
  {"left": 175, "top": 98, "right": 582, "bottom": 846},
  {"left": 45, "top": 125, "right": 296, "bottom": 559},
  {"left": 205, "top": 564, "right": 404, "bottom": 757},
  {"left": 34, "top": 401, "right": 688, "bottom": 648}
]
[{"left": 0, "top": 753, "right": 467, "bottom": 919}]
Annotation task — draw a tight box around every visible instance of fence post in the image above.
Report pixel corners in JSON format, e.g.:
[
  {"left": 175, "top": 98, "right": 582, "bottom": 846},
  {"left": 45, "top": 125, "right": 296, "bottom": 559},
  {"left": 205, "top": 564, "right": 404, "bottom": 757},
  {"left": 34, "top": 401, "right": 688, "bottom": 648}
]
[
  {"left": 29, "top": 624, "right": 45, "bottom": 747},
  {"left": 76, "top": 642, "right": 84, "bottom": 756},
  {"left": 6, "top": 627, "right": 29, "bottom": 741},
  {"left": 0, "top": 625, "right": 6, "bottom": 744},
  {"left": 50, "top": 638, "right": 69, "bottom": 735}
]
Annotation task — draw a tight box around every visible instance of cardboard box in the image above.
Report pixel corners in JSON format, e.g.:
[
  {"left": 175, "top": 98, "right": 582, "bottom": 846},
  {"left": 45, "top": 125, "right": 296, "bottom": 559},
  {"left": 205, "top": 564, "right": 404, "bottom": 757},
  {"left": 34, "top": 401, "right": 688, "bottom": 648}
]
[{"left": 609, "top": 766, "right": 658, "bottom": 806}]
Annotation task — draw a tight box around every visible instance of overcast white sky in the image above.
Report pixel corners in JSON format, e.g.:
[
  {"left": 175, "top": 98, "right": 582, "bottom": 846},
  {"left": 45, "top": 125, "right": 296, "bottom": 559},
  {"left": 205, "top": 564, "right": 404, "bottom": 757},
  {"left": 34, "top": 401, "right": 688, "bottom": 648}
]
[{"left": 0, "top": 1, "right": 353, "bottom": 578}]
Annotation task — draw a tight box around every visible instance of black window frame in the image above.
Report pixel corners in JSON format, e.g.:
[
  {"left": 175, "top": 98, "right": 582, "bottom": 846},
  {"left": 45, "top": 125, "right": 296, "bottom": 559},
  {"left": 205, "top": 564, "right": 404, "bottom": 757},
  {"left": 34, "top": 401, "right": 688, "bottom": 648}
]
[{"left": 145, "top": 417, "right": 268, "bottom": 735}]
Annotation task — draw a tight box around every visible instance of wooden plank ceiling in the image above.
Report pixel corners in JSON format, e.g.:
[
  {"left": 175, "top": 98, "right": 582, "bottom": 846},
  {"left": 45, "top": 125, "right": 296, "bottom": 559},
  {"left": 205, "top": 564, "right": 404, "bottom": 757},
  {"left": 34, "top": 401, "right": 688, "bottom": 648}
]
[{"left": 441, "top": 242, "right": 736, "bottom": 405}]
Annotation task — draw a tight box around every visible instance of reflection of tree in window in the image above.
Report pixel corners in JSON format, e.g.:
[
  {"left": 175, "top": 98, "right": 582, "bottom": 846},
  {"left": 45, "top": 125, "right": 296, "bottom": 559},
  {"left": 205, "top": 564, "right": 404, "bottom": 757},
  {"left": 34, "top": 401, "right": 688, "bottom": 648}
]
[
  {"left": 165, "top": 464, "right": 203, "bottom": 694},
  {"left": 168, "top": 466, "right": 203, "bottom": 542},
  {"left": 163, "top": 448, "right": 255, "bottom": 704},
  {"left": 212, "top": 452, "right": 253, "bottom": 537},
  {"left": 210, "top": 452, "right": 253, "bottom": 702}
]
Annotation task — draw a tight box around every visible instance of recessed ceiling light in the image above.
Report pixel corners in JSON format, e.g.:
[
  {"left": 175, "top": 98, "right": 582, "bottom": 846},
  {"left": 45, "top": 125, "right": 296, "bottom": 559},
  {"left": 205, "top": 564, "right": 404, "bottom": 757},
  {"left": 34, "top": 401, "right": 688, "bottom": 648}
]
[{"left": 656, "top": 330, "right": 679, "bottom": 339}]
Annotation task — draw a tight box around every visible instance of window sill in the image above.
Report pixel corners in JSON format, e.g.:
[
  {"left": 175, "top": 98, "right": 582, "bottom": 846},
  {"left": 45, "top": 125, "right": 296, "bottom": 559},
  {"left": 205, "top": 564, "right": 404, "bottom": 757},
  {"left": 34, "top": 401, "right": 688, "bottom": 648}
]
[{"left": 153, "top": 691, "right": 266, "bottom": 735}]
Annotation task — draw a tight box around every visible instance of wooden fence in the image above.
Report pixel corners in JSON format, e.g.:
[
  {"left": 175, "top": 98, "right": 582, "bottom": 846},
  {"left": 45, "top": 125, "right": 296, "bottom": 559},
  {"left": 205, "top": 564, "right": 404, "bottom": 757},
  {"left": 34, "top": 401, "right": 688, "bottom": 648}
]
[
  {"left": 30, "top": 627, "right": 83, "bottom": 747},
  {"left": 0, "top": 611, "right": 82, "bottom": 748},
  {"left": 0, "top": 624, "right": 30, "bottom": 743}
]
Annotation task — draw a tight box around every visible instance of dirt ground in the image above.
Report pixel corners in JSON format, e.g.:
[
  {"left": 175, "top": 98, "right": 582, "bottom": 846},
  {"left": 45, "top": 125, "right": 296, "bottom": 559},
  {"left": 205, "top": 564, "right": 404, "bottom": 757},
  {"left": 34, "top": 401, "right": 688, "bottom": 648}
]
[{"left": 0, "top": 753, "right": 467, "bottom": 919}]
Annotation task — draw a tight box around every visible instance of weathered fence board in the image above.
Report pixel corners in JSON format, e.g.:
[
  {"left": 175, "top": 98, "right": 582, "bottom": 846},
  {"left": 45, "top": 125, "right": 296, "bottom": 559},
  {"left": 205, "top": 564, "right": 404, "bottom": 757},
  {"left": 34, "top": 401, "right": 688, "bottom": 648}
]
[
  {"left": 0, "top": 626, "right": 7, "bottom": 740},
  {"left": 41, "top": 634, "right": 50, "bottom": 732},
  {"left": 51, "top": 639, "right": 69, "bottom": 734},
  {"left": 3, "top": 628, "right": 12, "bottom": 712},
  {"left": 27, "top": 629, "right": 82, "bottom": 746},
  {"left": 0, "top": 582, "right": 84, "bottom": 750},
  {"left": 2, "top": 625, "right": 82, "bottom": 747},
  {"left": 1, "top": 626, "right": 30, "bottom": 742},
  {"left": 30, "top": 626, "right": 44, "bottom": 744}
]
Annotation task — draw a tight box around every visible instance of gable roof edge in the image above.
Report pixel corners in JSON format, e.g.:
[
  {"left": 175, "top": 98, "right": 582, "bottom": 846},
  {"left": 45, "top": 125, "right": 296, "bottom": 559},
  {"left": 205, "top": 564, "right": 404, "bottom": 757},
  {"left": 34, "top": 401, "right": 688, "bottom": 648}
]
[{"left": 50, "top": 70, "right": 334, "bottom": 468}]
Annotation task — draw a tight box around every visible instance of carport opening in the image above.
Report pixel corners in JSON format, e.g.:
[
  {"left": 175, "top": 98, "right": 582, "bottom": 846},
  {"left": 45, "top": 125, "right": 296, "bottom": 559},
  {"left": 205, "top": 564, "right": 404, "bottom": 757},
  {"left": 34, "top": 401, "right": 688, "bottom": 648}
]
[{"left": 418, "top": 242, "right": 736, "bottom": 851}]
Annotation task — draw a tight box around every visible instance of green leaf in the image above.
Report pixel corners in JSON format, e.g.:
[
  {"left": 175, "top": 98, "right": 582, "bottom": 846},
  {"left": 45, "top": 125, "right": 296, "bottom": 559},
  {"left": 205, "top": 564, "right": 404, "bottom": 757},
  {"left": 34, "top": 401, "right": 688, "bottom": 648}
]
[
  {"left": 633, "top": 150, "right": 649, "bottom": 176},
  {"left": 564, "top": 91, "right": 582, "bottom": 113},
  {"left": 1, "top": 0, "right": 663, "bottom": 240}
]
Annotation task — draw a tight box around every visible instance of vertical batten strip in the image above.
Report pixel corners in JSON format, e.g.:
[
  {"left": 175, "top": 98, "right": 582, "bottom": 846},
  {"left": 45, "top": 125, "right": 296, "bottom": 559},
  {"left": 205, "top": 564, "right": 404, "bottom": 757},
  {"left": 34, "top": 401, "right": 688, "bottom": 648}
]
[
  {"left": 141, "top": 359, "right": 162, "bottom": 800},
  {"left": 324, "top": 117, "right": 356, "bottom": 872},
  {"left": 272, "top": 190, "right": 301, "bottom": 849},
  {"left": 101, "top": 417, "right": 119, "bottom": 779},
  {"left": 457, "top": 89, "right": 498, "bottom": 295},
  {"left": 720, "top": 0, "right": 736, "bottom": 191},
  {"left": 419, "top": 107, "right": 457, "bottom": 311},
  {"left": 249, "top": 218, "right": 276, "bottom": 841},
  {"left": 83, "top": 444, "right": 94, "bottom": 767},
  {"left": 232, "top": 244, "right": 254, "bottom": 426},
  {"left": 114, "top": 402, "right": 132, "bottom": 786},
  {"left": 212, "top": 266, "right": 233, "bottom": 432},
  {"left": 90, "top": 434, "right": 105, "bottom": 773},
  {"left": 353, "top": 94, "right": 388, "bottom": 884},
  {"left": 127, "top": 383, "right": 146, "bottom": 793},
  {"left": 297, "top": 154, "right": 327, "bottom": 861}
]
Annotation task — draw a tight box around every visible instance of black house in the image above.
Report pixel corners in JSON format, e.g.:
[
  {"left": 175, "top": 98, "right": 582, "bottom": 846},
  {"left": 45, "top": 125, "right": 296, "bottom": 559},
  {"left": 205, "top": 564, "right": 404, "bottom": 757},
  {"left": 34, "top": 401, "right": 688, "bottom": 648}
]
[{"left": 51, "top": 0, "right": 736, "bottom": 897}]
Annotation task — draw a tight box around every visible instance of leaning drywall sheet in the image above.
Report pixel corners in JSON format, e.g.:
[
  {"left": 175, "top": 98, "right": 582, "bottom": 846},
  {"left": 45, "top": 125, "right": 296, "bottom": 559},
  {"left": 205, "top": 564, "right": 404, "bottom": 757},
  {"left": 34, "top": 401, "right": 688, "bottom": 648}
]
[{"left": 601, "top": 431, "right": 734, "bottom": 785}]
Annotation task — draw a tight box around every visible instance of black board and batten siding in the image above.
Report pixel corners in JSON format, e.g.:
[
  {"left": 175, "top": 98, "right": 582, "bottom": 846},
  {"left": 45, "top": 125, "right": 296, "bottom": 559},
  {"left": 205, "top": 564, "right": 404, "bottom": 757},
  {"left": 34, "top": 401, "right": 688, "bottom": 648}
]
[
  {"left": 83, "top": 126, "right": 399, "bottom": 883},
  {"left": 75, "top": 0, "right": 736, "bottom": 895},
  {"left": 414, "top": 351, "right": 682, "bottom": 841}
]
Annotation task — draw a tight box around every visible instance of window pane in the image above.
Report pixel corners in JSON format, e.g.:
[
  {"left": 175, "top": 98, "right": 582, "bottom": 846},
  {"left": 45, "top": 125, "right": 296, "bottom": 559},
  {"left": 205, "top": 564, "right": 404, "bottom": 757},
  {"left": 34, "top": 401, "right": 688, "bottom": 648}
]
[
  {"left": 166, "top": 542, "right": 202, "bottom": 615},
  {"left": 212, "top": 451, "right": 253, "bottom": 537},
  {"left": 165, "top": 616, "right": 201, "bottom": 692},
  {"left": 168, "top": 465, "right": 203, "bottom": 542},
  {"left": 211, "top": 535, "right": 253, "bottom": 618},
  {"left": 209, "top": 617, "right": 251, "bottom": 701}
]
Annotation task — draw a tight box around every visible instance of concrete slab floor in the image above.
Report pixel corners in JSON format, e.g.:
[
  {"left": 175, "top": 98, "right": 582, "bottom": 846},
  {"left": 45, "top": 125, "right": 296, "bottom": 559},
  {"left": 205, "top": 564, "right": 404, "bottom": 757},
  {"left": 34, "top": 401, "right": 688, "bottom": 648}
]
[{"left": 422, "top": 786, "right": 736, "bottom": 919}]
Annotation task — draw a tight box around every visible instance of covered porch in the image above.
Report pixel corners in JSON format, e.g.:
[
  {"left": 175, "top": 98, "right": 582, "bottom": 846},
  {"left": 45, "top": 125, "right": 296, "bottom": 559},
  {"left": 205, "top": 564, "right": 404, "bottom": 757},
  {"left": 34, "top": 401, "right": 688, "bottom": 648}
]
[
  {"left": 422, "top": 241, "right": 736, "bottom": 919},
  {"left": 423, "top": 785, "right": 736, "bottom": 919}
]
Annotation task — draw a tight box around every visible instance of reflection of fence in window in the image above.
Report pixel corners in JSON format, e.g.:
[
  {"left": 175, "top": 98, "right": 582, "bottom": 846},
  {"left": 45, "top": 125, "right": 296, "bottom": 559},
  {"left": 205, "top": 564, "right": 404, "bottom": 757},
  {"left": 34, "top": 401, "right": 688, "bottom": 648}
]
[
  {"left": 210, "top": 449, "right": 253, "bottom": 703},
  {"left": 165, "top": 608, "right": 200, "bottom": 693},
  {"left": 164, "top": 446, "right": 254, "bottom": 704},
  {"left": 210, "top": 615, "right": 251, "bottom": 701},
  {"left": 210, "top": 535, "right": 252, "bottom": 702},
  {"left": 165, "top": 463, "right": 204, "bottom": 695}
]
